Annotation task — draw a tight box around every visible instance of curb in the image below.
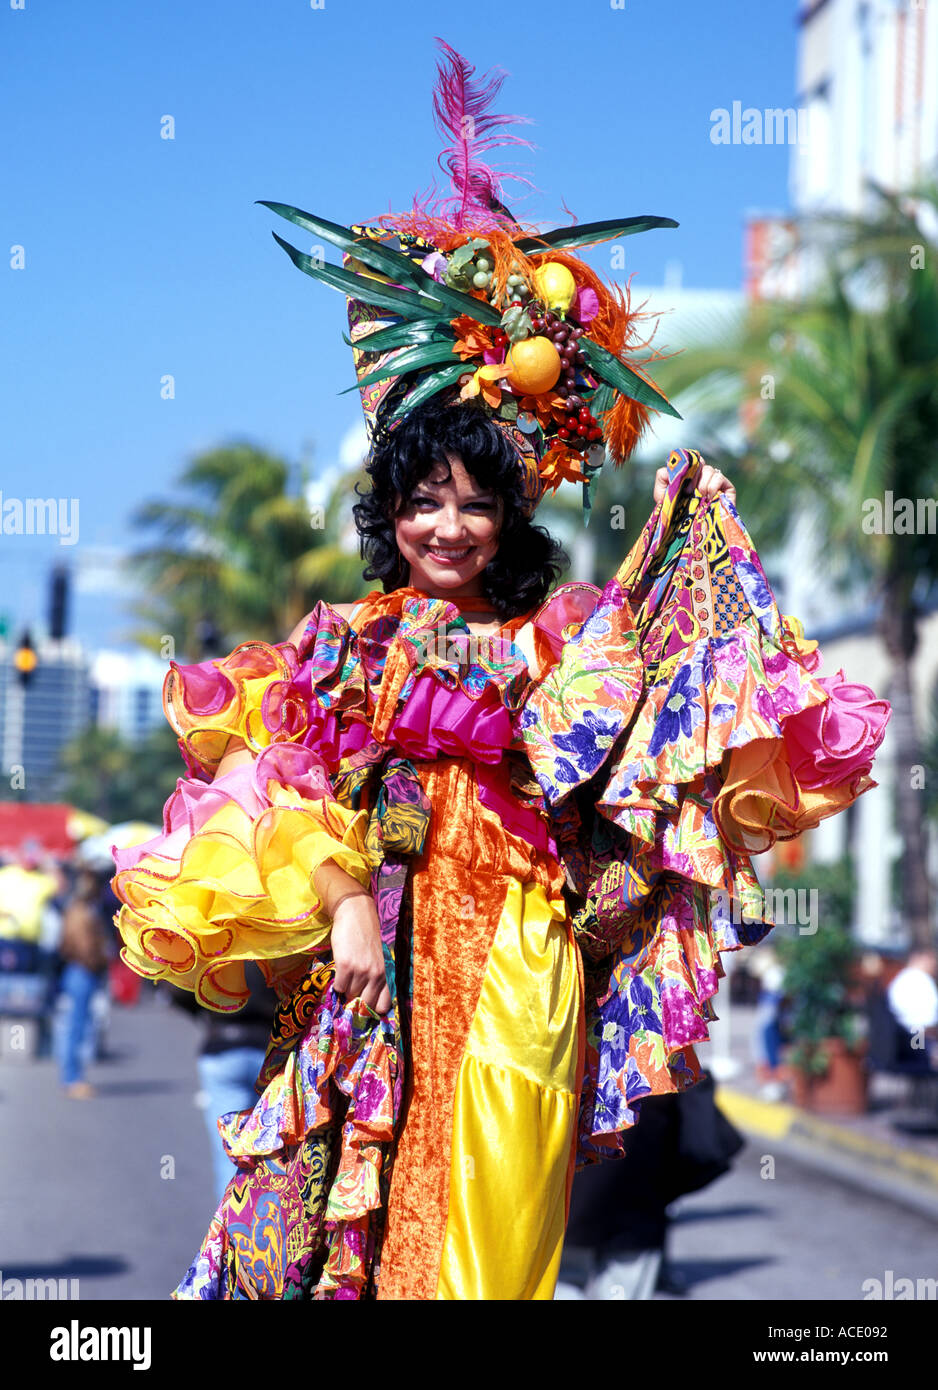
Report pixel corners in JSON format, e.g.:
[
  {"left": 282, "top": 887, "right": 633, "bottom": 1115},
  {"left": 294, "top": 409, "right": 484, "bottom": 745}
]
[{"left": 714, "top": 1084, "right": 938, "bottom": 1220}]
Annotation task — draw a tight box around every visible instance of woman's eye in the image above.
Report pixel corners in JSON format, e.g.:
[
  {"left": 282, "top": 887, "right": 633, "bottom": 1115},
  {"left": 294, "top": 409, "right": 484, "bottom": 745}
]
[{"left": 411, "top": 496, "right": 494, "bottom": 511}]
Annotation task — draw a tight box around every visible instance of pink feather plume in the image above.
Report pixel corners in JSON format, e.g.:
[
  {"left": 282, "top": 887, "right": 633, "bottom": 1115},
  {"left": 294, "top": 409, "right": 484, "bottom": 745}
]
[{"left": 431, "top": 38, "right": 534, "bottom": 229}]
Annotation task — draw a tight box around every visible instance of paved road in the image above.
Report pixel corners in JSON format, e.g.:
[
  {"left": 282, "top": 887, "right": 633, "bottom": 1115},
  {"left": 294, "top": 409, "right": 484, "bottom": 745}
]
[
  {"left": 656, "top": 1141, "right": 938, "bottom": 1301},
  {"left": 2, "top": 987, "right": 936, "bottom": 1301},
  {"left": 0, "top": 989, "right": 218, "bottom": 1300}
]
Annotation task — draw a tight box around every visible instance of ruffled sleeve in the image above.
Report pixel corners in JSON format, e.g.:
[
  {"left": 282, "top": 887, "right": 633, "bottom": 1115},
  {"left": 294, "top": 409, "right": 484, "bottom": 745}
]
[
  {"left": 112, "top": 611, "right": 374, "bottom": 1012},
  {"left": 515, "top": 448, "right": 892, "bottom": 1158},
  {"left": 162, "top": 603, "right": 371, "bottom": 781}
]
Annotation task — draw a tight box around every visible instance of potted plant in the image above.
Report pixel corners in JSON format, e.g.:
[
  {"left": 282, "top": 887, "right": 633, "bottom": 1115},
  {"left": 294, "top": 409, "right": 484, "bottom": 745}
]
[{"left": 772, "top": 858, "right": 868, "bottom": 1115}]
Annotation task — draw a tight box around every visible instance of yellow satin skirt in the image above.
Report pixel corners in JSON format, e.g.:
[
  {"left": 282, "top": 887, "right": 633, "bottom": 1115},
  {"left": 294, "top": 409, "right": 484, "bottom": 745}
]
[{"left": 434, "top": 877, "right": 582, "bottom": 1300}]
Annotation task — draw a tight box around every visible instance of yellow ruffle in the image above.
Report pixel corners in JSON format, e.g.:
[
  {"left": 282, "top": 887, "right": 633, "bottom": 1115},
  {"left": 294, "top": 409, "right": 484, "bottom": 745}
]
[
  {"left": 716, "top": 738, "right": 875, "bottom": 854},
  {"left": 163, "top": 641, "right": 302, "bottom": 777},
  {"left": 114, "top": 783, "right": 371, "bottom": 1011}
]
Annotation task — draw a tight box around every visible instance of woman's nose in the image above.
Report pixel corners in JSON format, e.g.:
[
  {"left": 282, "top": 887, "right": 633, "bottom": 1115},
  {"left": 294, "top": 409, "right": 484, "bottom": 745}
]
[{"left": 434, "top": 507, "right": 468, "bottom": 539}]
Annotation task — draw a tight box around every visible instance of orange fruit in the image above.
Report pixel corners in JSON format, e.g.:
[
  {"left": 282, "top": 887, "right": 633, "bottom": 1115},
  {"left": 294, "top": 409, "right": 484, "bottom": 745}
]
[{"left": 505, "top": 336, "right": 562, "bottom": 395}]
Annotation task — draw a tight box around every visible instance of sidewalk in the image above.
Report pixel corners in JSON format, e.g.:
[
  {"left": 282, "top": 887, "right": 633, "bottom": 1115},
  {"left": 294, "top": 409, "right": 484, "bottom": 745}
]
[{"left": 699, "top": 1001, "right": 938, "bottom": 1220}]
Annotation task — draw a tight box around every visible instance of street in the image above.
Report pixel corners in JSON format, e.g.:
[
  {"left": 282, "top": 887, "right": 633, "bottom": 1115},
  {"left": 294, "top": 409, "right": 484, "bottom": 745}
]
[{"left": 1, "top": 988, "right": 936, "bottom": 1302}]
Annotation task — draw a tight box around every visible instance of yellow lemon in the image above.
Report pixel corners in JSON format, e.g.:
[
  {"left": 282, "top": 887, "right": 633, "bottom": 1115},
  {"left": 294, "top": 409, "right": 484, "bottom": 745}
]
[
  {"left": 534, "top": 262, "right": 577, "bottom": 312},
  {"left": 505, "top": 336, "right": 562, "bottom": 395}
]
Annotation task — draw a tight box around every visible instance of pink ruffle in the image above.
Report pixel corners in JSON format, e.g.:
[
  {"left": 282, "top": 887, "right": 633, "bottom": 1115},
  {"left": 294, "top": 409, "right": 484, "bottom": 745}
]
[
  {"left": 379, "top": 671, "right": 557, "bottom": 854},
  {"left": 173, "top": 657, "right": 238, "bottom": 717},
  {"left": 382, "top": 669, "right": 512, "bottom": 763},
  {"left": 475, "top": 763, "right": 558, "bottom": 857},
  {"left": 781, "top": 669, "right": 891, "bottom": 792},
  {"left": 532, "top": 582, "right": 602, "bottom": 667},
  {"left": 262, "top": 663, "right": 373, "bottom": 768},
  {"left": 111, "top": 743, "right": 337, "bottom": 877}
]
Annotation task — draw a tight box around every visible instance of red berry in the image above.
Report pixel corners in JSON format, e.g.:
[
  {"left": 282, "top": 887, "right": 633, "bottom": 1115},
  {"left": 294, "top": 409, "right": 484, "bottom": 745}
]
[
  {"left": 589, "top": 427, "right": 603, "bottom": 440},
  {"left": 578, "top": 407, "right": 590, "bottom": 423},
  {"left": 558, "top": 426, "right": 571, "bottom": 440},
  {"left": 577, "top": 423, "right": 589, "bottom": 437}
]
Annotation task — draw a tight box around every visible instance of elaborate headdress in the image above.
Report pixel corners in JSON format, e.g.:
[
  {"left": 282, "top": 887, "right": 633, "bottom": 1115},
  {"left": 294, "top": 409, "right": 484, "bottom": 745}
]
[{"left": 258, "top": 39, "right": 680, "bottom": 522}]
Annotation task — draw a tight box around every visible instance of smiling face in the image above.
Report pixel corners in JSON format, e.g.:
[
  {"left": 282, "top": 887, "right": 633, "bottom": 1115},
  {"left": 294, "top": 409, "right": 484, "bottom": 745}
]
[{"left": 393, "top": 452, "right": 503, "bottom": 600}]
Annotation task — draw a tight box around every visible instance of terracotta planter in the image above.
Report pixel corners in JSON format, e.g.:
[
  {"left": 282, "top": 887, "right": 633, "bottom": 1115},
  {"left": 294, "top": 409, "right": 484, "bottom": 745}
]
[{"left": 788, "top": 1037, "right": 869, "bottom": 1115}]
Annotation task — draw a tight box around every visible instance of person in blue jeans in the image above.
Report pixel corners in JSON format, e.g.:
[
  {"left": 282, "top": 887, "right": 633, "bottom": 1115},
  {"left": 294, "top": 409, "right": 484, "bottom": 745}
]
[
  {"left": 168, "top": 964, "right": 276, "bottom": 1203},
  {"left": 57, "top": 869, "right": 110, "bottom": 1098}
]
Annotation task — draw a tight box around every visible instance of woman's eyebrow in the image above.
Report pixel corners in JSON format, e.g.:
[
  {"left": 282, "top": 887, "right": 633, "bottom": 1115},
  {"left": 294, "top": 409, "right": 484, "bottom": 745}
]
[{"left": 413, "top": 486, "right": 496, "bottom": 500}]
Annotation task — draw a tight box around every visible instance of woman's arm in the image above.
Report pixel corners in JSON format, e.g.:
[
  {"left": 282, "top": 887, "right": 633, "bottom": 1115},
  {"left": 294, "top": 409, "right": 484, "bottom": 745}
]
[{"left": 211, "top": 603, "right": 390, "bottom": 1015}]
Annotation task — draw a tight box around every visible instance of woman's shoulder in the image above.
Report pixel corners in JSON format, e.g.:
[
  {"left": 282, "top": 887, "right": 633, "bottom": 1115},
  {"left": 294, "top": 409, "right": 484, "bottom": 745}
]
[{"left": 285, "top": 601, "right": 363, "bottom": 648}]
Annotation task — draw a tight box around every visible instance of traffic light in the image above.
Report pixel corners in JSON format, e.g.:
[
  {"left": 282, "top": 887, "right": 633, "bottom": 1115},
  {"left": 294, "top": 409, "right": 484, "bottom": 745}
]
[
  {"left": 49, "top": 566, "right": 69, "bottom": 641},
  {"left": 14, "top": 631, "right": 38, "bottom": 687}
]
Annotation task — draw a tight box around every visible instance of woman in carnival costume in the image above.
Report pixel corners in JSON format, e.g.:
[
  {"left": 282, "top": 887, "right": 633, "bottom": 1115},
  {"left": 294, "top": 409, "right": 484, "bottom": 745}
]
[{"left": 111, "top": 40, "right": 891, "bottom": 1300}]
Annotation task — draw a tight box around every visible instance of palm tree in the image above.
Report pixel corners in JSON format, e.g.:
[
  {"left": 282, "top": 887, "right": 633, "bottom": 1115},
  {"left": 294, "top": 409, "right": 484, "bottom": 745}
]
[
  {"left": 648, "top": 180, "right": 938, "bottom": 949},
  {"left": 128, "top": 442, "right": 367, "bottom": 657}
]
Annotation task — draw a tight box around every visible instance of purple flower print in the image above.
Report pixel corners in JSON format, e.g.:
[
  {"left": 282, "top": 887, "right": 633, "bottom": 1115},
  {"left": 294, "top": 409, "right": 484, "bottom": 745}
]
[
  {"left": 554, "top": 708, "right": 620, "bottom": 777},
  {"left": 754, "top": 684, "right": 781, "bottom": 729},
  {"left": 626, "top": 975, "right": 662, "bottom": 1038},
  {"left": 733, "top": 553, "right": 773, "bottom": 618},
  {"left": 519, "top": 704, "right": 539, "bottom": 731},
  {"left": 598, "top": 1018, "right": 628, "bottom": 1073},
  {"left": 712, "top": 637, "right": 747, "bottom": 684},
  {"left": 352, "top": 1071, "right": 388, "bottom": 1123},
  {"left": 581, "top": 612, "right": 613, "bottom": 641},
  {"left": 554, "top": 757, "right": 581, "bottom": 786},
  {"left": 648, "top": 665, "right": 703, "bottom": 757}
]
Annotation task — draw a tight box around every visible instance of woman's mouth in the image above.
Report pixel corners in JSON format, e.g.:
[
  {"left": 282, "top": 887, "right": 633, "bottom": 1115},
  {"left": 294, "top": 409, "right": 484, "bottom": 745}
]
[{"left": 424, "top": 545, "right": 474, "bottom": 565}]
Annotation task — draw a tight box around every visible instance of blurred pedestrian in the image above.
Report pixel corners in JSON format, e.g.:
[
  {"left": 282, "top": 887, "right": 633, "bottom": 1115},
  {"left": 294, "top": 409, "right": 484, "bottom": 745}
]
[
  {"left": 556, "top": 1071, "right": 744, "bottom": 1299},
  {"left": 749, "top": 946, "right": 788, "bottom": 1101},
  {"left": 887, "top": 949, "right": 938, "bottom": 1064},
  {"left": 167, "top": 964, "right": 276, "bottom": 1203},
  {"left": 56, "top": 868, "right": 110, "bottom": 1099},
  {"left": 0, "top": 843, "right": 59, "bottom": 970}
]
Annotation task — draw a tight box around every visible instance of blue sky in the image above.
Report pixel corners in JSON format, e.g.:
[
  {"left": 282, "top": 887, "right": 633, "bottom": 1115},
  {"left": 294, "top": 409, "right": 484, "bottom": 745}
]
[{"left": 3, "top": 0, "right": 800, "bottom": 649}]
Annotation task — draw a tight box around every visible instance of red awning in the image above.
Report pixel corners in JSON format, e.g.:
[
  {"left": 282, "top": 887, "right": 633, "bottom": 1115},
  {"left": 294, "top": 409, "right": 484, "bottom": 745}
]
[{"left": 0, "top": 804, "right": 74, "bottom": 856}]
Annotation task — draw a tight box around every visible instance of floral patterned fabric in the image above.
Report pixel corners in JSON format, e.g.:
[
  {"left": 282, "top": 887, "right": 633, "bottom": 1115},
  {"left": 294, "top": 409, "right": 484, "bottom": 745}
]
[
  {"left": 516, "top": 449, "right": 890, "bottom": 1157},
  {"left": 114, "top": 446, "right": 891, "bottom": 1296}
]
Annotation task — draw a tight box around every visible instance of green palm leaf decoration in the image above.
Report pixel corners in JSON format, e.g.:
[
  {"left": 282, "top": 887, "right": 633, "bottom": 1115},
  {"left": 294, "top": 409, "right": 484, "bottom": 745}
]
[
  {"left": 579, "top": 338, "right": 682, "bottom": 418},
  {"left": 261, "top": 201, "right": 504, "bottom": 327},
  {"left": 343, "top": 319, "right": 456, "bottom": 353},
  {"left": 342, "top": 341, "right": 463, "bottom": 393},
  {"left": 258, "top": 200, "right": 438, "bottom": 288},
  {"left": 514, "top": 216, "right": 679, "bottom": 254},
  {"left": 387, "top": 362, "right": 470, "bottom": 421},
  {"left": 270, "top": 231, "right": 447, "bottom": 320}
]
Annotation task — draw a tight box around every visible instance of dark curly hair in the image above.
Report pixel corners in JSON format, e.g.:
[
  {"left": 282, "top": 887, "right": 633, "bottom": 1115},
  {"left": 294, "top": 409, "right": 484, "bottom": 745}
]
[{"left": 352, "top": 398, "right": 568, "bottom": 622}]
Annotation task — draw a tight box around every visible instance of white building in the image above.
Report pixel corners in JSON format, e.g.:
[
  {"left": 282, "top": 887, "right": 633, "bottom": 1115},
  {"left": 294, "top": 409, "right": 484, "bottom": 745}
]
[
  {"left": 90, "top": 649, "right": 169, "bottom": 743},
  {"left": 793, "top": 0, "right": 938, "bottom": 218},
  {"left": 0, "top": 638, "right": 91, "bottom": 802},
  {"left": 744, "top": 0, "right": 938, "bottom": 946}
]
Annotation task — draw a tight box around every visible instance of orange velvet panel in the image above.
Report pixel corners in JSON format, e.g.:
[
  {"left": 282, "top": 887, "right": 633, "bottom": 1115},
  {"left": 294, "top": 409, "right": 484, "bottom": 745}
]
[{"left": 376, "top": 754, "right": 567, "bottom": 1301}]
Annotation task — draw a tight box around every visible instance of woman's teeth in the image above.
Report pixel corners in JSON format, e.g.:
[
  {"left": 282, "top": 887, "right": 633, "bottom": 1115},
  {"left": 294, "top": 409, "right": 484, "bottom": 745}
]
[{"left": 426, "top": 546, "right": 473, "bottom": 562}]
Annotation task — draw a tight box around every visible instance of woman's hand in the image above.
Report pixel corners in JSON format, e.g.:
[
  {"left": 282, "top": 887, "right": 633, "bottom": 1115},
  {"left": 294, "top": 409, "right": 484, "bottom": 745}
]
[
  {"left": 653, "top": 460, "right": 737, "bottom": 507},
  {"left": 329, "top": 892, "right": 391, "bottom": 1015}
]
